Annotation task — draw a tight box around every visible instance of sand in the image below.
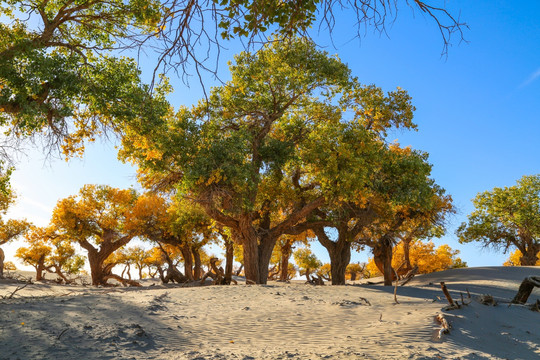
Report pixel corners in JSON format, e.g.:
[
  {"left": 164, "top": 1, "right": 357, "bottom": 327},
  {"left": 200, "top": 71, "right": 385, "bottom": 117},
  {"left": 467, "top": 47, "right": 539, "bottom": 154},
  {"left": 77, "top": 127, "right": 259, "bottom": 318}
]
[{"left": 1, "top": 266, "right": 539, "bottom": 360}]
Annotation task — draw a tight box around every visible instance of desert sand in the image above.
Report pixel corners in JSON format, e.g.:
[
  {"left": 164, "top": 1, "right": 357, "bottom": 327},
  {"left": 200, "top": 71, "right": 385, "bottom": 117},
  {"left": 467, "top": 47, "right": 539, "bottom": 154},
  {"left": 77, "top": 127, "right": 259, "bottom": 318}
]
[{"left": 1, "top": 266, "right": 539, "bottom": 360}]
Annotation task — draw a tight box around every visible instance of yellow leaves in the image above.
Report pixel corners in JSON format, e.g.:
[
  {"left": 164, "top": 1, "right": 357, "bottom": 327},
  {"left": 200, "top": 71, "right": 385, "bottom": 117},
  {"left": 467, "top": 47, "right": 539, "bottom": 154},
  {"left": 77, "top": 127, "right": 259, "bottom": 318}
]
[
  {"left": 503, "top": 249, "right": 540, "bottom": 266},
  {"left": 200, "top": 169, "right": 226, "bottom": 186}
]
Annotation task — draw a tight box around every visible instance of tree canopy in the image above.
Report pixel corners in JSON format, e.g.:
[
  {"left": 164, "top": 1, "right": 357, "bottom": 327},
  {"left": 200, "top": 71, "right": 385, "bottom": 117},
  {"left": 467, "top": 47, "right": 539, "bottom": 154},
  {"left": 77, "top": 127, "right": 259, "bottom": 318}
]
[{"left": 457, "top": 174, "right": 540, "bottom": 266}]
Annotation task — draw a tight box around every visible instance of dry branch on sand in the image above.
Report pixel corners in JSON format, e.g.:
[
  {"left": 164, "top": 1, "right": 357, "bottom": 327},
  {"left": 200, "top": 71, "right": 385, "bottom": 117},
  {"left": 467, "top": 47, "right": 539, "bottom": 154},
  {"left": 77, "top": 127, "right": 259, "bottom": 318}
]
[{"left": 1, "top": 283, "right": 29, "bottom": 299}]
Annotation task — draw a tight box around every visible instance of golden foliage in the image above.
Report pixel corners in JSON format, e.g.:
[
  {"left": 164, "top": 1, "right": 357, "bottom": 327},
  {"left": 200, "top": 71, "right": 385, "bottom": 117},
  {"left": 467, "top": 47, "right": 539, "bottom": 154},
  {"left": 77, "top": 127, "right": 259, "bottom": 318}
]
[
  {"left": 503, "top": 250, "right": 540, "bottom": 266},
  {"left": 366, "top": 240, "right": 466, "bottom": 277}
]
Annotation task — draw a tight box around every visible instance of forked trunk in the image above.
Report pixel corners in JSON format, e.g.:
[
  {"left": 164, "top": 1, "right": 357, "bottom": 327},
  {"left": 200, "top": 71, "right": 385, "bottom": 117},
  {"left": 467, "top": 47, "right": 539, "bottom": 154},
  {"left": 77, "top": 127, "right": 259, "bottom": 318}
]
[{"left": 315, "top": 226, "right": 352, "bottom": 285}]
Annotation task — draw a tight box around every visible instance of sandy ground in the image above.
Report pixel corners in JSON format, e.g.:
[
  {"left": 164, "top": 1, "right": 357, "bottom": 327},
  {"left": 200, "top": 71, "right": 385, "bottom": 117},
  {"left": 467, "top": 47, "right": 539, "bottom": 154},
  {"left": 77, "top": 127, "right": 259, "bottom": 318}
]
[{"left": 0, "top": 266, "right": 539, "bottom": 360}]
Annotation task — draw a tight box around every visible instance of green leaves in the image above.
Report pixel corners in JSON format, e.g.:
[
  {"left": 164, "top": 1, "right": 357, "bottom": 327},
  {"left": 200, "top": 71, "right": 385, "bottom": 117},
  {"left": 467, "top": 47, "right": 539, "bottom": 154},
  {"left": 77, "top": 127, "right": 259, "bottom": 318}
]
[
  {"left": 0, "top": 0, "right": 167, "bottom": 159},
  {"left": 457, "top": 175, "right": 540, "bottom": 264}
]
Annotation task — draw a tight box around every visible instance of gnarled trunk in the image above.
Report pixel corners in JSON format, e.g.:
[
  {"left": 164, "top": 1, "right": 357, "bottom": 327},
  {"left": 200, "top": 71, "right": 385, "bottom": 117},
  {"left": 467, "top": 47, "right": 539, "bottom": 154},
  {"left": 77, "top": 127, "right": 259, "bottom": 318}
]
[
  {"left": 239, "top": 218, "right": 260, "bottom": 283},
  {"left": 180, "top": 243, "right": 194, "bottom": 280},
  {"left": 373, "top": 236, "right": 395, "bottom": 286},
  {"left": 35, "top": 255, "right": 46, "bottom": 281},
  {"left": 315, "top": 226, "right": 352, "bottom": 285},
  {"left": 520, "top": 244, "right": 540, "bottom": 266},
  {"left": 88, "top": 250, "right": 107, "bottom": 286},
  {"left": 328, "top": 241, "right": 351, "bottom": 285}
]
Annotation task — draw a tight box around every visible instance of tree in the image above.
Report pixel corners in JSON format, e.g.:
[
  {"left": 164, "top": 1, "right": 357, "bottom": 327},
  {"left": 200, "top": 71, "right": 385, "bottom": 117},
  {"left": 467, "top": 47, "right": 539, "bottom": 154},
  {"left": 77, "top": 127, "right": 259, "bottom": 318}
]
[
  {"left": 366, "top": 240, "right": 466, "bottom": 276},
  {"left": 0, "top": 0, "right": 169, "bottom": 159},
  {"left": 293, "top": 247, "right": 322, "bottom": 283},
  {"left": 457, "top": 175, "right": 540, "bottom": 266},
  {"left": 50, "top": 184, "right": 148, "bottom": 285},
  {"left": 16, "top": 226, "right": 85, "bottom": 282},
  {"left": 0, "top": 168, "right": 30, "bottom": 277},
  {"left": 3, "top": 261, "right": 16, "bottom": 271},
  {"left": 503, "top": 249, "right": 540, "bottom": 266},
  {"left": 274, "top": 233, "right": 312, "bottom": 281},
  {"left": 346, "top": 263, "right": 367, "bottom": 281},
  {"left": 121, "top": 38, "right": 355, "bottom": 284}
]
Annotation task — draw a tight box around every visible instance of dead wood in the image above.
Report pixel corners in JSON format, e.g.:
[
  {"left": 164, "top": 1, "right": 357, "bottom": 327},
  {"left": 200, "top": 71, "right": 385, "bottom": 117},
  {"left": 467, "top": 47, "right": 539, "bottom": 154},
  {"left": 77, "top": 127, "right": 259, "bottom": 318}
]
[
  {"left": 435, "top": 313, "right": 450, "bottom": 339},
  {"left": 511, "top": 276, "right": 540, "bottom": 304},
  {"left": 103, "top": 274, "right": 142, "bottom": 287},
  {"left": 1, "top": 283, "right": 29, "bottom": 299},
  {"left": 399, "top": 265, "right": 419, "bottom": 286},
  {"left": 305, "top": 274, "right": 324, "bottom": 285},
  {"left": 478, "top": 294, "right": 496, "bottom": 306},
  {"left": 200, "top": 258, "right": 237, "bottom": 285},
  {"left": 440, "top": 282, "right": 460, "bottom": 309},
  {"left": 393, "top": 267, "right": 399, "bottom": 304}
]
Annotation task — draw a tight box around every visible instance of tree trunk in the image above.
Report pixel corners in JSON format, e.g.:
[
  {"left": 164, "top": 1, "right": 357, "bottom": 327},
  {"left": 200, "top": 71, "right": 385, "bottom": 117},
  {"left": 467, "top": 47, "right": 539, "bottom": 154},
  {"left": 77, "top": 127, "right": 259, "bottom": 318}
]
[
  {"left": 374, "top": 236, "right": 395, "bottom": 286},
  {"left": 279, "top": 241, "right": 292, "bottom": 281},
  {"left": 350, "top": 272, "right": 357, "bottom": 281},
  {"left": 88, "top": 251, "right": 106, "bottom": 286},
  {"left": 315, "top": 226, "right": 351, "bottom": 285},
  {"left": 520, "top": 246, "right": 540, "bottom": 266},
  {"left": 305, "top": 269, "right": 312, "bottom": 282},
  {"left": 0, "top": 247, "right": 4, "bottom": 278},
  {"left": 240, "top": 220, "right": 260, "bottom": 284},
  {"left": 224, "top": 237, "right": 234, "bottom": 285},
  {"left": 180, "top": 243, "right": 194, "bottom": 280},
  {"left": 35, "top": 256, "right": 46, "bottom": 281},
  {"left": 328, "top": 241, "right": 351, "bottom": 285},
  {"left": 192, "top": 246, "right": 202, "bottom": 280},
  {"left": 403, "top": 238, "right": 412, "bottom": 271},
  {"left": 257, "top": 234, "right": 277, "bottom": 284}
]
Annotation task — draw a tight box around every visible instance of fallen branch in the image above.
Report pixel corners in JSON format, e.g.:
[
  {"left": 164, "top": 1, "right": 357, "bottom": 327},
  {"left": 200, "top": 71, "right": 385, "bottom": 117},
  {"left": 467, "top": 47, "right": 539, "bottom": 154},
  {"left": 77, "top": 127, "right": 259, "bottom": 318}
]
[
  {"left": 103, "top": 274, "right": 141, "bottom": 287},
  {"left": 1, "top": 283, "right": 29, "bottom": 299},
  {"left": 435, "top": 313, "right": 450, "bottom": 339},
  {"left": 400, "top": 265, "right": 419, "bottom": 286},
  {"left": 511, "top": 276, "right": 540, "bottom": 304}
]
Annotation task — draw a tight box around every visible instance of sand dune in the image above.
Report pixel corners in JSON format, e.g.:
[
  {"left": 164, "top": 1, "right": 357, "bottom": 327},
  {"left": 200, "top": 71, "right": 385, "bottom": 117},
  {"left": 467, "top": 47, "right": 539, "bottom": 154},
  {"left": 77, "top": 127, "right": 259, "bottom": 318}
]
[{"left": 1, "top": 267, "right": 539, "bottom": 359}]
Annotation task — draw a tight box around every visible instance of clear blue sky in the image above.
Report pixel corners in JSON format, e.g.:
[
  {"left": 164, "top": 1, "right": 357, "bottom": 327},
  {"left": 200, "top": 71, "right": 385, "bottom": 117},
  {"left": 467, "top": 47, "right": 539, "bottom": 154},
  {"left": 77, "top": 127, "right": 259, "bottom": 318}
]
[{"left": 4, "top": 0, "right": 540, "bottom": 269}]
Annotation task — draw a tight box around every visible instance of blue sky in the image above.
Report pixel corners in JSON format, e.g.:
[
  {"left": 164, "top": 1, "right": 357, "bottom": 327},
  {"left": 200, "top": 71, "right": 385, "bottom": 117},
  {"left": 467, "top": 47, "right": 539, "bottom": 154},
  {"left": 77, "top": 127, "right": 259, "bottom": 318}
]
[{"left": 4, "top": 0, "right": 540, "bottom": 269}]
